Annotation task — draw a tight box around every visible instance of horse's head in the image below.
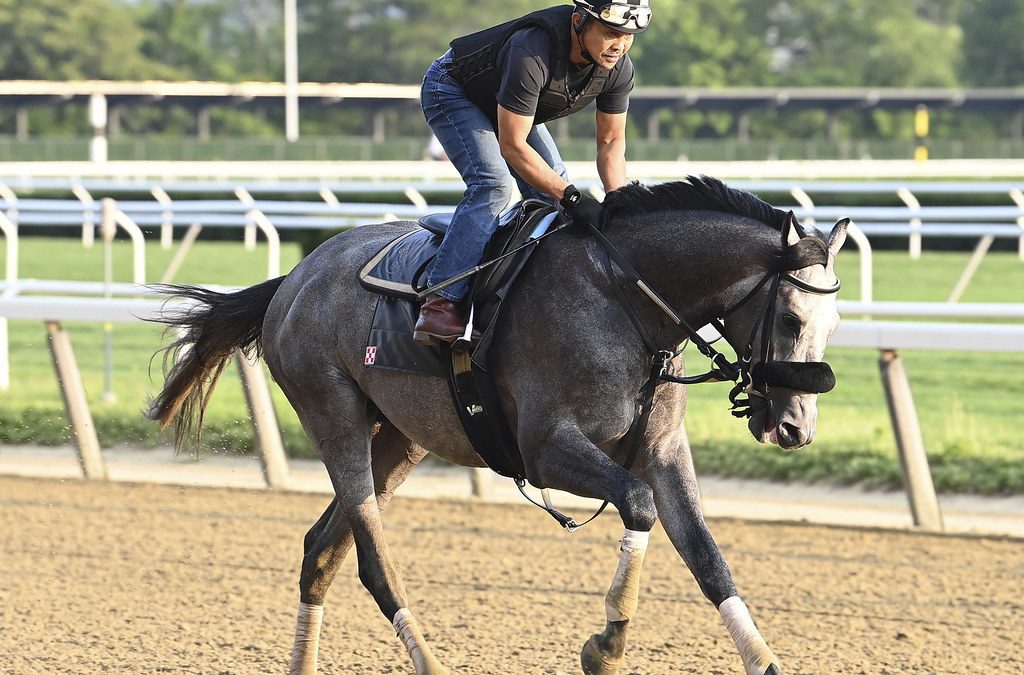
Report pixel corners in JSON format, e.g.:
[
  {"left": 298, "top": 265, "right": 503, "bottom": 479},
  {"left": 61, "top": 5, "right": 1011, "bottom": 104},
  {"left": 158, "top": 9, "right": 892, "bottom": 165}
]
[{"left": 724, "top": 214, "right": 849, "bottom": 451}]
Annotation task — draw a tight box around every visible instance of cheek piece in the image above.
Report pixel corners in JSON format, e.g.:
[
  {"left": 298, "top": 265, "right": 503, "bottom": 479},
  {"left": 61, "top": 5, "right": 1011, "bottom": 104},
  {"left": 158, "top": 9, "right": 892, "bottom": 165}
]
[{"left": 750, "top": 361, "right": 836, "bottom": 394}]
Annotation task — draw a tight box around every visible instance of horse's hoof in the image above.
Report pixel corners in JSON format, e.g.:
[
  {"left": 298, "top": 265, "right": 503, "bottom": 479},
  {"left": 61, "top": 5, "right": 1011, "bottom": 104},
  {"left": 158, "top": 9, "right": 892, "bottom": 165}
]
[
  {"left": 421, "top": 659, "right": 449, "bottom": 675},
  {"left": 580, "top": 633, "right": 622, "bottom": 675},
  {"left": 764, "top": 664, "right": 782, "bottom": 675}
]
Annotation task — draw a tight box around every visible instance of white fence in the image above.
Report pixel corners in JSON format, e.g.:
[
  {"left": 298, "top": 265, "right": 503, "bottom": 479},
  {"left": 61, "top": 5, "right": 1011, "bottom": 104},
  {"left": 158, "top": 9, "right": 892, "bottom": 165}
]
[
  {"left": 1, "top": 291, "right": 1021, "bottom": 532},
  {"left": 1, "top": 162, "right": 1022, "bottom": 530}
]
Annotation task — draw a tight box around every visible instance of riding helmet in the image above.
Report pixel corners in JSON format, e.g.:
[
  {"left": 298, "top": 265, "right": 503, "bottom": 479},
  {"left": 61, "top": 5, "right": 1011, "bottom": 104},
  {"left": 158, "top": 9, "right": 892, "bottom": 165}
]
[{"left": 572, "top": 0, "right": 652, "bottom": 34}]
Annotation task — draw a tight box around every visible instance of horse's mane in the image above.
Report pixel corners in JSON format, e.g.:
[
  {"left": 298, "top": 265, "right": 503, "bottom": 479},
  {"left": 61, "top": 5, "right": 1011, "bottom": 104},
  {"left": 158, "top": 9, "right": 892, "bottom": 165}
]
[{"left": 603, "top": 175, "right": 789, "bottom": 231}]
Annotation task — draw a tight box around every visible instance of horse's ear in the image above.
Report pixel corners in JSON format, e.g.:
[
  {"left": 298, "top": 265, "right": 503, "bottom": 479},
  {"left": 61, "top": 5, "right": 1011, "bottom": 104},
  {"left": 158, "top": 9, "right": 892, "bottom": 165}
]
[
  {"left": 785, "top": 211, "right": 803, "bottom": 246},
  {"left": 828, "top": 218, "right": 850, "bottom": 257}
]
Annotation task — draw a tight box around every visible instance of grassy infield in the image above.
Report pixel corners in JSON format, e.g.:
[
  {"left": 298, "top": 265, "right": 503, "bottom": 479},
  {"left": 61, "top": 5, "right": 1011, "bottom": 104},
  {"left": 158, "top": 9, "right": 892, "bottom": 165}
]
[{"left": 1, "top": 235, "right": 1022, "bottom": 494}]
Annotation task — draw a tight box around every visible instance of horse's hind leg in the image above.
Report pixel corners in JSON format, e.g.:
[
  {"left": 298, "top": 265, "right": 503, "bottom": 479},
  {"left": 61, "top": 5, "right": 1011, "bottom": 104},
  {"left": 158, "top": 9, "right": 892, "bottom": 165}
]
[{"left": 285, "top": 379, "right": 445, "bottom": 675}]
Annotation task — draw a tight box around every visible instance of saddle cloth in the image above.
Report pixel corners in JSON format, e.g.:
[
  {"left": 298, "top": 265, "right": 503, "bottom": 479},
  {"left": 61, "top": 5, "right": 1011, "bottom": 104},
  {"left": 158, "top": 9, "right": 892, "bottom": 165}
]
[{"left": 358, "top": 200, "right": 559, "bottom": 376}]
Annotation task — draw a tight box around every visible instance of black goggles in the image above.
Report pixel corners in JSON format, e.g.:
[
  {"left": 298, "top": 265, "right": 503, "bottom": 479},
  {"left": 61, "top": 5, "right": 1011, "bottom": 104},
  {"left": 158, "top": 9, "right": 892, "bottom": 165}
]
[{"left": 594, "top": 2, "right": 652, "bottom": 30}]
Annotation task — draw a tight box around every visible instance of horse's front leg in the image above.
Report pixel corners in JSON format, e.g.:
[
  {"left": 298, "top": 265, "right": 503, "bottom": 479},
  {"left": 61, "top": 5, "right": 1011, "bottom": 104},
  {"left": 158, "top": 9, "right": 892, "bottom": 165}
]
[
  {"left": 520, "top": 421, "right": 657, "bottom": 675},
  {"left": 647, "top": 445, "right": 782, "bottom": 675},
  {"left": 579, "top": 528, "right": 650, "bottom": 675}
]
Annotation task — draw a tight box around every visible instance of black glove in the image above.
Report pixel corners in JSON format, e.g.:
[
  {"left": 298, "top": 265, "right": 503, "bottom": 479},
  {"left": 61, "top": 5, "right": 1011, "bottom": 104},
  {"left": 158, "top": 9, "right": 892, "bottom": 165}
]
[{"left": 559, "top": 184, "right": 603, "bottom": 229}]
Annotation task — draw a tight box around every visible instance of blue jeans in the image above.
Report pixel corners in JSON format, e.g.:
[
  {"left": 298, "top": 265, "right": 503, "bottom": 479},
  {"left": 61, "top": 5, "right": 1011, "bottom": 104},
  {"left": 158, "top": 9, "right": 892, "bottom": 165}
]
[{"left": 420, "top": 50, "right": 569, "bottom": 302}]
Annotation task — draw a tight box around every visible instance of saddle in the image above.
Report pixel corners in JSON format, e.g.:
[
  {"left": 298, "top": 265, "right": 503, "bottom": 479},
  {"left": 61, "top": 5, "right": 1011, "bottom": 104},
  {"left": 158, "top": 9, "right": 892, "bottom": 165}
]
[{"left": 357, "top": 200, "right": 563, "bottom": 479}]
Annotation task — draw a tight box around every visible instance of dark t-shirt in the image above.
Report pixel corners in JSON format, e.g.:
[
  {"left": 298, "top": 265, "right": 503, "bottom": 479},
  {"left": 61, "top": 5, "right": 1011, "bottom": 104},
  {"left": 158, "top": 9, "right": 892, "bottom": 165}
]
[{"left": 496, "top": 26, "right": 634, "bottom": 119}]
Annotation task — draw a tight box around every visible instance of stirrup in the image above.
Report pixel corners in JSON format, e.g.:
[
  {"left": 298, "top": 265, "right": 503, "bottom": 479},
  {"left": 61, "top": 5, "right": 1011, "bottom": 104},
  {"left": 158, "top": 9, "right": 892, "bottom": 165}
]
[{"left": 451, "top": 304, "right": 476, "bottom": 353}]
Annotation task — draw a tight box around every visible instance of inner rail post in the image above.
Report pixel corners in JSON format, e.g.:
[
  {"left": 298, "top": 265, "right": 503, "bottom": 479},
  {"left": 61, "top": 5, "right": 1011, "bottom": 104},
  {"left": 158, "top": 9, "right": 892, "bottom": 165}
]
[
  {"left": 71, "top": 184, "right": 98, "bottom": 249},
  {"left": 878, "top": 349, "right": 943, "bottom": 532},
  {"left": 235, "top": 351, "right": 290, "bottom": 489},
  {"left": 235, "top": 186, "right": 257, "bottom": 250},
  {"left": 46, "top": 320, "right": 107, "bottom": 480},
  {"left": 0, "top": 210, "right": 17, "bottom": 391},
  {"left": 1010, "top": 188, "right": 1024, "bottom": 261},
  {"left": 897, "top": 186, "right": 922, "bottom": 260},
  {"left": 151, "top": 185, "right": 174, "bottom": 249}
]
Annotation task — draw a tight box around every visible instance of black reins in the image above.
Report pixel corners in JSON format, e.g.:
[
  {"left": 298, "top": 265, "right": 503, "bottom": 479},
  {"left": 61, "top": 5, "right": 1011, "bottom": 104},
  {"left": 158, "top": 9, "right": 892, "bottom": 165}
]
[{"left": 526, "top": 212, "right": 841, "bottom": 532}]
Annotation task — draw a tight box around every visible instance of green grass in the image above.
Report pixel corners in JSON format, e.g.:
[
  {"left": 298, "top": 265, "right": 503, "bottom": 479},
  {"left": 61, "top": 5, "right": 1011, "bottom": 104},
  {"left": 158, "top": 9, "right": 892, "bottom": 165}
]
[{"left": 1, "top": 236, "right": 1022, "bottom": 493}]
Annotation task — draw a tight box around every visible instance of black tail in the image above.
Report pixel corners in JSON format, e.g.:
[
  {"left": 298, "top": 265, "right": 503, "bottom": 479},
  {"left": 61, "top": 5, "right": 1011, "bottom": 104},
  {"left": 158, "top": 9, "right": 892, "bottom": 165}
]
[{"left": 146, "top": 277, "right": 286, "bottom": 453}]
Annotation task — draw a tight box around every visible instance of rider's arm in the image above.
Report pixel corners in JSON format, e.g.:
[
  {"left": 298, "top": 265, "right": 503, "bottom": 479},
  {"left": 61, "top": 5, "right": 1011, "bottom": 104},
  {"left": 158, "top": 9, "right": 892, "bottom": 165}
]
[
  {"left": 497, "top": 104, "right": 572, "bottom": 201},
  {"left": 595, "top": 110, "right": 628, "bottom": 192}
]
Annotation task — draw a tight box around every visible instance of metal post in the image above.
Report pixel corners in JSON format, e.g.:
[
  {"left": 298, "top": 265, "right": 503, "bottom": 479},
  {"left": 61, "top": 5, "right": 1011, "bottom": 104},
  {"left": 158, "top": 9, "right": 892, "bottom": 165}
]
[
  {"left": 284, "top": 0, "right": 299, "bottom": 142},
  {"left": 845, "top": 221, "right": 873, "bottom": 305},
  {"left": 0, "top": 191, "right": 17, "bottom": 391},
  {"left": 878, "top": 350, "right": 943, "bottom": 531},
  {"left": 235, "top": 187, "right": 257, "bottom": 251},
  {"left": 152, "top": 186, "right": 174, "bottom": 249},
  {"left": 89, "top": 93, "right": 108, "bottom": 163},
  {"left": 235, "top": 352, "right": 290, "bottom": 489},
  {"left": 101, "top": 200, "right": 116, "bottom": 403},
  {"left": 197, "top": 107, "right": 211, "bottom": 141},
  {"left": 71, "top": 185, "right": 96, "bottom": 249},
  {"left": 947, "top": 234, "right": 994, "bottom": 303},
  {"left": 15, "top": 107, "right": 28, "bottom": 139},
  {"left": 159, "top": 223, "right": 203, "bottom": 284},
  {"left": 737, "top": 112, "right": 751, "bottom": 143},
  {"left": 46, "top": 321, "right": 107, "bottom": 480},
  {"left": 470, "top": 468, "right": 493, "bottom": 498},
  {"left": 897, "top": 186, "right": 922, "bottom": 260},
  {"left": 1010, "top": 188, "right": 1024, "bottom": 261}
]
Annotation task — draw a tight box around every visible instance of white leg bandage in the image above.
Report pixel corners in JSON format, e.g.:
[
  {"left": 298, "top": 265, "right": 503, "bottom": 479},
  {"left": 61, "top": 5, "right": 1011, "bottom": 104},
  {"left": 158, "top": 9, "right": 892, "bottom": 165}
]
[
  {"left": 604, "top": 529, "right": 650, "bottom": 623},
  {"left": 393, "top": 608, "right": 446, "bottom": 674},
  {"left": 288, "top": 602, "right": 324, "bottom": 675},
  {"left": 718, "top": 596, "right": 778, "bottom": 675}
]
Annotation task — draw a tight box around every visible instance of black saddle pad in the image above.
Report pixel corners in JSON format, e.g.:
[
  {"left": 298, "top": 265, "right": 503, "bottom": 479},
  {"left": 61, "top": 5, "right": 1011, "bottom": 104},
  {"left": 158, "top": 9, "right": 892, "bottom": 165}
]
[
  {"left": 357, "top": 200, "right": 560, "bottom": 376},
  {"left": 358, "top": 228, "right": 441, "bottom": 301},
  {"left": 364, "top": 295, "right": 447, "bottom": 377}
]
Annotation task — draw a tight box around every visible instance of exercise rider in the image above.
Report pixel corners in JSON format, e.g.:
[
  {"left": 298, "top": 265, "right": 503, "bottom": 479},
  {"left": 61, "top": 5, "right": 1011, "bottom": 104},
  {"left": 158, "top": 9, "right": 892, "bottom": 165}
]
[{"left": 414, "top": 0, "right": 652, "bottom": 344}]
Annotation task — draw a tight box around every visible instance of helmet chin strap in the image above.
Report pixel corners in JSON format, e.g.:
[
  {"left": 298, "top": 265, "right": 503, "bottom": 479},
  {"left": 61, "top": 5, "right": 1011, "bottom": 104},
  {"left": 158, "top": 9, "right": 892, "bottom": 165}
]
[{"left": 573, "top": 14, "right": 597, "bottom": 65}]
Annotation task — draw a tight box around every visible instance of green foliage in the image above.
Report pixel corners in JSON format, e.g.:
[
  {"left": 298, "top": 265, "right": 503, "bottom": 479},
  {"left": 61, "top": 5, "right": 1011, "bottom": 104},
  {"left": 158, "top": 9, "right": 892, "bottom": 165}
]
[
  {"left": 134, "top": 0, "right": 241, "bottom": 81},
  {"left": 630, "top": 0, "right": 770, "bottom": 86},
  {"left": 959, "top": 0, "right": 1024, "bottom": 85},
  {"left": 759, "top": 0, "right": 962, "bottom": 87},
  {"left": 0, "top": 0, "right": 171, "bottom": 80},
  {"left": 2, "top": 0, "right": 1020, "bottom": 142}
]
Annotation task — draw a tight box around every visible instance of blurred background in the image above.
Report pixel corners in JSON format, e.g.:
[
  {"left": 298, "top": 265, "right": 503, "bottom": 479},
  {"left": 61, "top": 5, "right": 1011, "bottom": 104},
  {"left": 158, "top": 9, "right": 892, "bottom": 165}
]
[
  {"left": 0, "top": 0, "right": 1022, "bottom": 161},
  {"left": 0, "top": 0, "right": 1021, "bottom": 512}
]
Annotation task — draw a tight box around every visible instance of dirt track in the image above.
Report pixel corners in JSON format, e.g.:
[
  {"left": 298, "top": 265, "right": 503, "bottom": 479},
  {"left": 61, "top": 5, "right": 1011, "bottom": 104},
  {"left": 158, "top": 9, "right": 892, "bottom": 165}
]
[{"left": 1, "top": 476, "right": 1021, "bottom": 674}]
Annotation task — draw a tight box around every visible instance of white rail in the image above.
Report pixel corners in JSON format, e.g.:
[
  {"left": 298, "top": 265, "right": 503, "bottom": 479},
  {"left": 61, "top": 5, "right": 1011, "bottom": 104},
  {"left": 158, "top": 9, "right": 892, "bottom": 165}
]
[
  {"left": 2, "top": 293, "right": 1022, "bottom": 531},
  {"left": 0, "top": 293, "right": 289, "bottom": 489},
  {"left": 2, "top": 159, "right": 1024, "bottom": 182}
]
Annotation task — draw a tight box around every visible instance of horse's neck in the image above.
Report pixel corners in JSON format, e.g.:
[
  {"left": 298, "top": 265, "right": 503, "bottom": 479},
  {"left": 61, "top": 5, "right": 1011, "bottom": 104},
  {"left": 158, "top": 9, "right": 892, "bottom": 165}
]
[{"left": 605, "top": 212, "right": 774, "bottom": 337}]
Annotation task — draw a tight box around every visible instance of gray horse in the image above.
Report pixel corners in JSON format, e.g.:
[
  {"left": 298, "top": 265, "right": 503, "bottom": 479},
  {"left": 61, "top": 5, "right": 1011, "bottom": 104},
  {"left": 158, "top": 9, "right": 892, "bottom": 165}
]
[{"left": 149, "top": 176, "right": 848, "bottom": 675}]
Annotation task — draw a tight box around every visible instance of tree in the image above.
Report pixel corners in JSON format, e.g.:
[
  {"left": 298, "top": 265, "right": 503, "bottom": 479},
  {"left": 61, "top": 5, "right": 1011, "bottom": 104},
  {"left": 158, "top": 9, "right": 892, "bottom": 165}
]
[
  {"left": 134, "top": 0, "right": 241, "bottom": 81},
  {"left": 959, "top": 0, "right": 1024, "bottom": 86},
  {"left": 628, "top": 0, "right": 771, "bottom": 87},
  {"left": 298, "top": 0, "right": 560, "bottom": 84},
  {"left": 0, "top": 0, "right": 168, "bottom": 80},
  {"left": 759, "top": 0, "right": 962, "bottom": 87}
]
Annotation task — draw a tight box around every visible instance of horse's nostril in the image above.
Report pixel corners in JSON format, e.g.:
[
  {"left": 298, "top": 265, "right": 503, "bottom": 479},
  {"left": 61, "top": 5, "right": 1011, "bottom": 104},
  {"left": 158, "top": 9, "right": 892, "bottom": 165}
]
[{"left": 779, "top": 422, "right": 804, "bottom": 444}]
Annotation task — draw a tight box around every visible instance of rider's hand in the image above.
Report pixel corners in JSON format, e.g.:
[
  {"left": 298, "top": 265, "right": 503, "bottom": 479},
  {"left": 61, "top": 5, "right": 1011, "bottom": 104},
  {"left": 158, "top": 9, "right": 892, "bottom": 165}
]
[{"left": 559, "top": 184, "right": 603, "bottom": 229}]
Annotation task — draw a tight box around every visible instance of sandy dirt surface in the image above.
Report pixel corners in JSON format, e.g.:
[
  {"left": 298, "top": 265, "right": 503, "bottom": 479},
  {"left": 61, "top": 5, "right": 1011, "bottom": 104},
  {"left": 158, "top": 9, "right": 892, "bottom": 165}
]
[{"left": 1, "top": 476, "right": 1021, "bottom": 675}]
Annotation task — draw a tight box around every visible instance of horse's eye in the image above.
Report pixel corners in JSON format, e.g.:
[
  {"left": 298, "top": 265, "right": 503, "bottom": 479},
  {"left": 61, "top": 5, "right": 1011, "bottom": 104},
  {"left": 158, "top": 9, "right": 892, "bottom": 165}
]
[{"left": 781, "top": 313, "right": 801, "bottom": 331}]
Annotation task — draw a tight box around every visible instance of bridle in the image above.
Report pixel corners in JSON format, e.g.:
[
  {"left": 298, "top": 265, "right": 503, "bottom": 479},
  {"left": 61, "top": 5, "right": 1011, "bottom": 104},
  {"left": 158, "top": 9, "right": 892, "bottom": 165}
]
[
  {"left": 588, "top": 212, "right": 840, "bottom": 412},
  {"left": 526, "top": 210, "right": 842, "bottom": 531},
  {"left": 715, "top": 215, "right": 840, "bottom": 419}
]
